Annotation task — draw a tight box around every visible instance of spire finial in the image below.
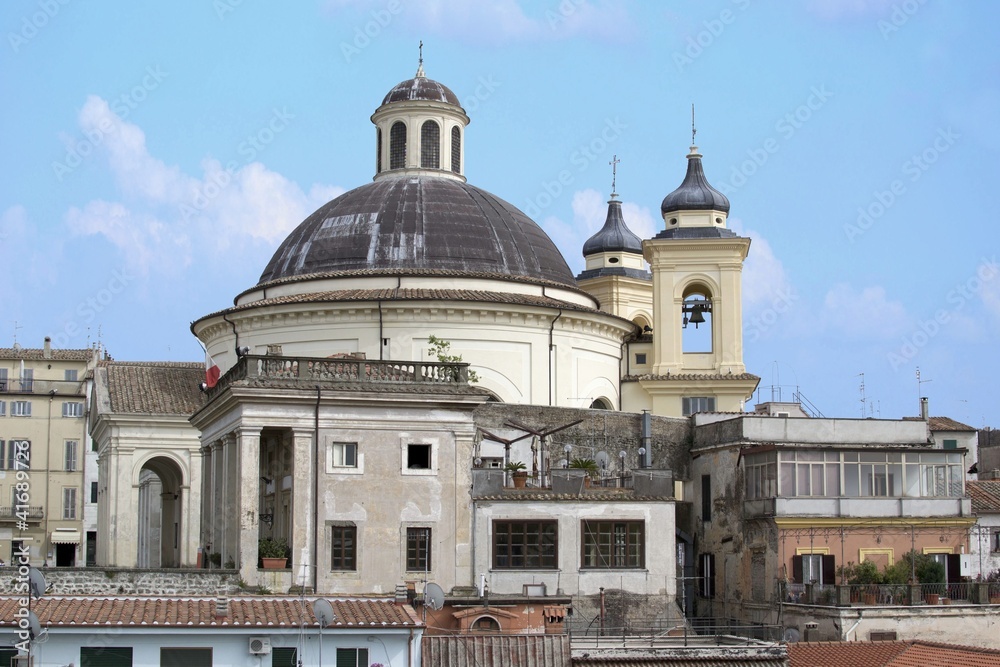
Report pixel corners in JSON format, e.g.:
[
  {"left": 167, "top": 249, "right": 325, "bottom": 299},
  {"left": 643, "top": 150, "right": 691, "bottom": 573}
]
[
  {"left": 416, "top": 40, "right": 425, "bottom": 77},
  {"left": 609, "top": 155, "right": 620, "bottom": 199},
  {"left": 691, "top": 103, "right": 697, "bottom": 147}
]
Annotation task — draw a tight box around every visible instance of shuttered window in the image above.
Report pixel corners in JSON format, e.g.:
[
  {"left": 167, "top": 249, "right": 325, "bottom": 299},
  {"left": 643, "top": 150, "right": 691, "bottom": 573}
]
[
  {"left": 160, "top": 648, "right": 211, "bottom": 667},
  {"left": 272, "top": 647, "right": 297, "bottom": 667},
  {"left": 81, "top": 646, "right": 133, "bottom": 667},
  {"left": 335, "top": 648, "right": 369, "bottom": 667}
]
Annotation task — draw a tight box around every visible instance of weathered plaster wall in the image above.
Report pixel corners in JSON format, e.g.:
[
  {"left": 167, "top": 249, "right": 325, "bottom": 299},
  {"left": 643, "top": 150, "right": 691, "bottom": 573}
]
[{"left": 0, "top": 567, "right": 239, "bottom": 595}]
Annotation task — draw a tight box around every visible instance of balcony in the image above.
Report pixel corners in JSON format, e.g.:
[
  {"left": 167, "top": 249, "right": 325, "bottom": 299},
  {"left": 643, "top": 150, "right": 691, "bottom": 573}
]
[
  {"left": 206, "top": 355, "right": 471, "bottom": 399},
  {"left": 471, "top": 468, "right": 674, "bottom": 498},
  {"left": 0, "top": 506, "right": 44, "bottom": 522},
  {"left": 745, "top": 495, "right": 972, "bottom": 519},
  {"left": 0, "top": 378, "right": 84, "bottom": 396},
  {"left": 783, "top": 581, "right": 1000, "bottom": 607}
]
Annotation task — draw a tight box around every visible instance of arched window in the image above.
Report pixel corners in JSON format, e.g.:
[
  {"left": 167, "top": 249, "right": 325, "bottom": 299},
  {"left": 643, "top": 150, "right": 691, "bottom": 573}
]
[
  {"left": 590, "top": 398, "right": 611, "bottom": 410},
  {"left": 472, "top": 616, "right": 500, "bottom": 632},
  {"left": 421, "top": 120, "right": 440, "bottom": 169},
  {"left": 389, "top": 121, "right": 406, "bottom": 170},
  {"left": 451, "top": 126, "right": 461, "bottom": 173},
  {"left": 376, "top": 127, "right": 382, "bottom": 173},
  {"left": 682, "top": 289, "right": 713, "bottom": 353}
]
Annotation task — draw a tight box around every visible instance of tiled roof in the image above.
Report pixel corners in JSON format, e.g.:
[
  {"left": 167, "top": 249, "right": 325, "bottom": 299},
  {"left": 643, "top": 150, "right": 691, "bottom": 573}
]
[
  {"left": 574, "top": 657, "right": 786, "bottom": 667},
  {"left": 423, "top": 634, "right": 570, "bottom": 667},
  {"left": 474, "top": 491, "right": 674, "bottom": 501},
  {"left": 0, "top": 346, "right": 94, "bottom": 361},
  {"left": 787, "top": 640, "right": 1000, "bottom": 667},
  {"left": 198, "top": 288, "right": 612, "bottom": 322},
  {"left": 901, "top": 416, "right": 976, "bottom": 431},
  {"left": 624, "top": 373, "right": 760, "bottom": 382},
  {"left": 0, "top": 596, "right": 420, "bottom": 627},
  {"left": 102, "top": 362, "right": 206, "bottom": 415},
  {"left": 968, "top": 480, "right": 1000, "bottom": 514}
]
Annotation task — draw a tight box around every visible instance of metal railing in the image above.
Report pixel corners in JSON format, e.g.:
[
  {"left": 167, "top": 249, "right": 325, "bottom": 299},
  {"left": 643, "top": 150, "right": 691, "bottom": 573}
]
[
  {"left": 569, "top": 618, "right": 782, "bottom": 646},
  {"left": 0, "top": 506, "right": 44, "bottom": 521},
  {"left": 784, "top": 581, "right": 994, "bottom": 606},
  {"left": 0, "top": 379, "right": 84, "bottom": 396}
]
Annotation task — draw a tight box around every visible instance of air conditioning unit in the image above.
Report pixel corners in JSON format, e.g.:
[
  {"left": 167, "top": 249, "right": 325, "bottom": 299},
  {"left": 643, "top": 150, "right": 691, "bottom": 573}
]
[{"left": 249, "top": 636, "right": 272, "bottom": 655}]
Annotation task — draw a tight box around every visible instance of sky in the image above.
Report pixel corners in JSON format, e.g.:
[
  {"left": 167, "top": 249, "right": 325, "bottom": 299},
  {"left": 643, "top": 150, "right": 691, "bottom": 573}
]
[{"left": 1, "top": 0, "right": 998, "bottom": 426}]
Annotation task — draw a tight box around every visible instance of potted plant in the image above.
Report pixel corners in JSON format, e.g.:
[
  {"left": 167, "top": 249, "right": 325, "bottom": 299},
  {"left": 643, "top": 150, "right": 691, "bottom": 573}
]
[
  {"left": 259, "top": 537, "right": 289, "bottom": 569},
  {"left": 504, "top": 461, "right": 528, "bottom": 489},
  {"left": 208, "top": 552, "right": 222, "bottom": 569},
  {"left": 569, "top": 457, "right": 600, "bottom": 487},
  {"left": 838, "top": 560, "right": 882, "bottom": 604}
]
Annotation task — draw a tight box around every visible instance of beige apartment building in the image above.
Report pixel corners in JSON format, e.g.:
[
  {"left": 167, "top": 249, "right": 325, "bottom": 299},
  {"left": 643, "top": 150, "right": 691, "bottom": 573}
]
[{"left": 0, "top": 337, "right": 100, "bottom": 566}]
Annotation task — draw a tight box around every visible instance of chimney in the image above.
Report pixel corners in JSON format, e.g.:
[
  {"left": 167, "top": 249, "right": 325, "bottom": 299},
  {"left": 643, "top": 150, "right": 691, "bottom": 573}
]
[
  {"left": 215, "top": 595, "right": 229, "bottom": 619},
  {"left": 394, "top": 583, "right": 409, "bottom": 605},
  {"left": 920, "top": 397, "right": 929, "bottom": 420},
  {"left": 43, "top": 336, "right": 52, "bottom": 359}
]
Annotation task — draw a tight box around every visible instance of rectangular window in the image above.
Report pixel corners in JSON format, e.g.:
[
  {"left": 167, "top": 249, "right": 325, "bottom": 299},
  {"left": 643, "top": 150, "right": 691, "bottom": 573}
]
[
  {"left": 62, "top": 402, "right": 84, "bottom": 418},
  {"left": 272, "top": 648, "right": 297, "bottom": 667},
  {"left": 0, "top": 368, "right": 7, "bottom": 391},
  {"left": 63, "top": 487, "right": 77, "bottom": 520},
  {"left": 635, "top": 353, "right": 647, "bottom": 365},
  {"left": 11, "top": 401, "right": 30, "bottom": 417},
  {"left": 65, "top": 369, "right": 78, "bottom": 382},
  {"left": 701, "top": 474, "right": 711, "bottom": 521},
  {"left": 744, "top": 451, "right": 777, "bottom": 499},
  {"left": 683, "top": 396, "right": 716, "bottom": 416},
  {"left": 330, "top": 442, "right": 357, "bottom": 468},
  {"left": 407, "top": 443, "right": 432, "bottom": 469},
  {"left": 65, "top": 440, "right": 78, "bottom": 471},
  {"left": 581, "top": 520, "right": 644, "bottom": 569},
  {"left": 334, "top": 648, "right": 369, "bottom": 667},
  {"left": 91, "top": 481, "right": 99, "bottom": 504},
  {"left": 492, "top": 520, "right": 558, "bottom": 569},
  {"left": 943, "top": 439, "right": 957, "bottom": 450},
  {"left": 160, "top": 648, "right": 211, "bottom": 667},
  {"left": 992, "top": 530, "right": 1000, "bottom": 553},
  {"left": 699, "top": 553, "right": 715, "bottom": 598},
  {"left": 81, "top": 646, "right": 133, "bottom": 666},
  {"left": 406, "top": 527, "right": 432, "bottom": 572},
  {"left": 792, "top": 553, "right": 836, "bottom": 586},
  {"left": 331, "top": 525, "right": 357, "bottom": 571},
  {"left": 9, "top": 440, "right": 29, "bottom": 470},
  {"left": 19, "top": 368, "right": 32, "bottom": 392},
  {"left": 0, "top": 440, "right": 4, "bottom": 469},
  {"left": 0, "top": 401, "right": 5, "bottom": 416}
]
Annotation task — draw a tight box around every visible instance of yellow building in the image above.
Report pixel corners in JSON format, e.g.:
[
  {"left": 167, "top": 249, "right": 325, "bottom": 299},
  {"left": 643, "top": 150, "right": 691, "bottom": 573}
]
[{"left": 0, "top": 337, "right": 100, "bottom": 565}]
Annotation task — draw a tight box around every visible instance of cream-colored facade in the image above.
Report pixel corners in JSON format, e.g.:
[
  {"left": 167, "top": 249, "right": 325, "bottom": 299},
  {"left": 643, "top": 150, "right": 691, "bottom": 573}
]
[{"left": 0, "top": 338, "right": 100, "bottom": 566}]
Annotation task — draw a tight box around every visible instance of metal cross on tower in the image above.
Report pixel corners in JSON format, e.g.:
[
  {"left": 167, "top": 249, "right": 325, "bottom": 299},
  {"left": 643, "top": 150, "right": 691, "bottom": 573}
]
[{"left": 609, "top": 154, "right": 620, "bottom": 197}]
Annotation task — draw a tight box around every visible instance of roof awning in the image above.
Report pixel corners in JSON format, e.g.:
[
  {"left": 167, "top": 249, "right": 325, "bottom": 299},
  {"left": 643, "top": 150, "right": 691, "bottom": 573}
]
[
  {"left": 543, "top": 605, "right": 566, "bottom": 622},
  {"left": 51, "top": 530, "right": 80, "bottom": 544}
]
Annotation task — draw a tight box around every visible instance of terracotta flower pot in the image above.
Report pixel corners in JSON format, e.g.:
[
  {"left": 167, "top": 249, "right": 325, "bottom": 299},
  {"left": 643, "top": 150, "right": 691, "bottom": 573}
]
[
  {"left": 512, "top": 472, "right": 528, "bottom": 489},
  {"left": 925, "top": 593, "right": 939, "bottom": 605},
  {"left": 261, "top": 557, "right": 287, "bottom": 570}
]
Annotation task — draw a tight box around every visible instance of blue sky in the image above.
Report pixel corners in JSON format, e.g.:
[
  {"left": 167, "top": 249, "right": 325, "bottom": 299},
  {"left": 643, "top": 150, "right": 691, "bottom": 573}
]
[{"left": 2, "top": 0, "right": 998, "bottom": 425}]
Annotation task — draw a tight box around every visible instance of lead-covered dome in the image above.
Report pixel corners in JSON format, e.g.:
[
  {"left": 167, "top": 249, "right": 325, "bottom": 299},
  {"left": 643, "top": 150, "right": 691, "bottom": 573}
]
[
  {"left": 381, "top": 75, "right": 460, "bottom": 106},
  {"left": 258, "top": 176, "right": 577, "bottom": 288},
  {"left": 660, "top": 148, "right": 730, "bottom": 215}
]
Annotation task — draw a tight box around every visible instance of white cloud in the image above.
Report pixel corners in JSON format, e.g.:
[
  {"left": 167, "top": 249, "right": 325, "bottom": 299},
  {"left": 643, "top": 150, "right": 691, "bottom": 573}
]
[
  {"left": 326, "top": 0, "right": 635, "bottom": 43},
  {"left": 65, "top": 96, "right": 343, "bottom": 277},
  {"left": 728, "top": 218, "right": 794, "bottom": 313},
  {"left": 821, "top": 283, "right": 910, "bottom": 339}
]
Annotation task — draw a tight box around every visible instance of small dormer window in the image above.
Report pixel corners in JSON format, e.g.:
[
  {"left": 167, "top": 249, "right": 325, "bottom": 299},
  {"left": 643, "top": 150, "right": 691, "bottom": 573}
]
[
  {"left": 389, "top": 121, "right": 407, "bottom": 170},
  {"left": 608, "top": 257, "right": 619, "bottom": 264},
  {"left": 451, "top": 126, "right": 461, "bottom": 173},
  {"left": 421, "top": 120, "right": 440, "bottom": 169}
]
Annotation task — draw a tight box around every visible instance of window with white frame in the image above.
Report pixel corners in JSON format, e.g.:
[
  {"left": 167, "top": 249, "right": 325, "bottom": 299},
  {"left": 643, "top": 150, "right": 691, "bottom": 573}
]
[
  {"left": 62, "top": 401, "right": 83, "bottom": 418},
  {"left": 63, "top": 487, "right": 77, "bottom": 520},
  {"left": 683, "top": 396, "right": 715, "bottom": 416},
  {"left": 65, "top": 440, "right": 78, "bottom": 471},
  {"left": 334, "top": 648, "right": 368, "bottom": 667},
  {"left": 9, "top": 440, "right": 29, "bottom": 470},
  {"left": 329, "top": 442, "right": 357, "bottom": 468},
  {"left": 11, "top": 401, "right": 30, "bottom": 417},
  {"left": 64, "top": 369, "right": 78, "bottom": 382},
  {"left": 19, "top": 368, "right": 32, "bottom": 392}
]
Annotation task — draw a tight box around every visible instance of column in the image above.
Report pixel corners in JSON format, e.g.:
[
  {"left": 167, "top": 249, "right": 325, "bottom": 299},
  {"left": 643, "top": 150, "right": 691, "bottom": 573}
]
[
  {"left": 290, "top": 428, "right": 315, "bottom": 591},
  {"left": 236, "top": 427, "right": 262, "bottom": 581},
  {"left": 211, "top": 440, "right": 224, "bottom": 558}
]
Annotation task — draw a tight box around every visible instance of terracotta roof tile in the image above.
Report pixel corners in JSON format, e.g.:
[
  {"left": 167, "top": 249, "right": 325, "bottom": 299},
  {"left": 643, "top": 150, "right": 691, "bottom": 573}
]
[
  {"left": 901, "top": 416, "right": 976, "bottom": 431},
  {"left": 0, "top": 596, "right": 420, "bottom": 627},
  {"left": 788, "top": 640, "right": 1000, "bottom": 667},
  {"left": 101, "top": 362, "right": 206, "bottom": 415},
  {"left": 968, "top": 480, "right": 1000, "bottom": 514},
  {"left": 0, "top": 347, "right": 94, "bottom": 361}
]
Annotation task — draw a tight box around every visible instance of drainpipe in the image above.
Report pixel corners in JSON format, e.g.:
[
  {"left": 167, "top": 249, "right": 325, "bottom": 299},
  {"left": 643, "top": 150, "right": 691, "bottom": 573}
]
[
  {"left": 548, "top": 309, "right": 563, "bottom": 406},
  {"left": 313, "top": 387, "right": 321, "bottom": 593},
  {"left": 845, "top": 611, "right": 862, "bottom": 641}
]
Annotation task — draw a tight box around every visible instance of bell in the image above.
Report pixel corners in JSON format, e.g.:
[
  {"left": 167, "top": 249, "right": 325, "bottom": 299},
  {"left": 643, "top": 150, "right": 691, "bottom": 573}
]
[{"left": 689, "top": 306, "right": 706, "bottom": 326}]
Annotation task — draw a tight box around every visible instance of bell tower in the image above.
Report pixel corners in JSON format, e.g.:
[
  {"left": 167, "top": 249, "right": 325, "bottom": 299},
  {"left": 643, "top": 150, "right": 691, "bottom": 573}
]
[{"left": 639, "top": 141, "right": 758, "bottom": 416}]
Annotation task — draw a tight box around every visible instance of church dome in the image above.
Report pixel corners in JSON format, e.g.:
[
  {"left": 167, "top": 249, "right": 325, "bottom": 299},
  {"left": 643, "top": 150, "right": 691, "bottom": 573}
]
[
  {"left": 660, "top": 148, "right": 730, "bottom": 215},
  {"left": 381, "top": 75, "right": 460, "bottom": 106},
  {"left": 582, "top": 197, "right": 643, "bottom": 255},
  {"left": 258, "top": 176, "right": 577, "bottom": 288}
]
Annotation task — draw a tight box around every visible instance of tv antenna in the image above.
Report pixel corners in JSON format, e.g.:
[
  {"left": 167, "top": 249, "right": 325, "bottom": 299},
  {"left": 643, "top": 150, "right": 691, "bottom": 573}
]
[
  {"left": 916, "top": 367, "right": 932, "bottom": 412},
  {"left": 858, "top": 373, "right": 866, "bottom": 418}
]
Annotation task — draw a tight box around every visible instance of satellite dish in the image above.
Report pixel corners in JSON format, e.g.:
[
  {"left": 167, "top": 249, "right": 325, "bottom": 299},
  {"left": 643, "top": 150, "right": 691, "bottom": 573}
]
[
  {"left": 27, "top": 611, "right": 47, "bottom": 642},
  {"left": 424, "top": 582, "right": 445, "bottom": 611},
  {"left": 312, "top": 599, "right": 335, "bottom": 628},
  {"left": 28, "top": 568, "right": 47, "bottom": 599},
  {"left": 783, "top": 627, "right": 801, "bottom": 643}
]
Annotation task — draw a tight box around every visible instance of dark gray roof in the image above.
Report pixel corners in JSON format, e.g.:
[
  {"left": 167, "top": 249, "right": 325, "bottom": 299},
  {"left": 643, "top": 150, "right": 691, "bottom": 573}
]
[
  {"left": 259, "top": 176, "right": 577, "bottom": 288},
  {"left": 99, "top": 362, "right": 206, "bottom": 415},
  {"left": 576, "top": 266, "right": 651, "bottom": 281},
  {"left": 582, "top": 198, "right": 644, "bottom": 255},
  {"left": 661, "top": 150, "right": 730, "bottom": 215},
  {"left": 653, "top": 226, "right": 740, "bottom": 240},
  {"left": 381, "top": 75, "right": 460, "bottom": 106}
]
